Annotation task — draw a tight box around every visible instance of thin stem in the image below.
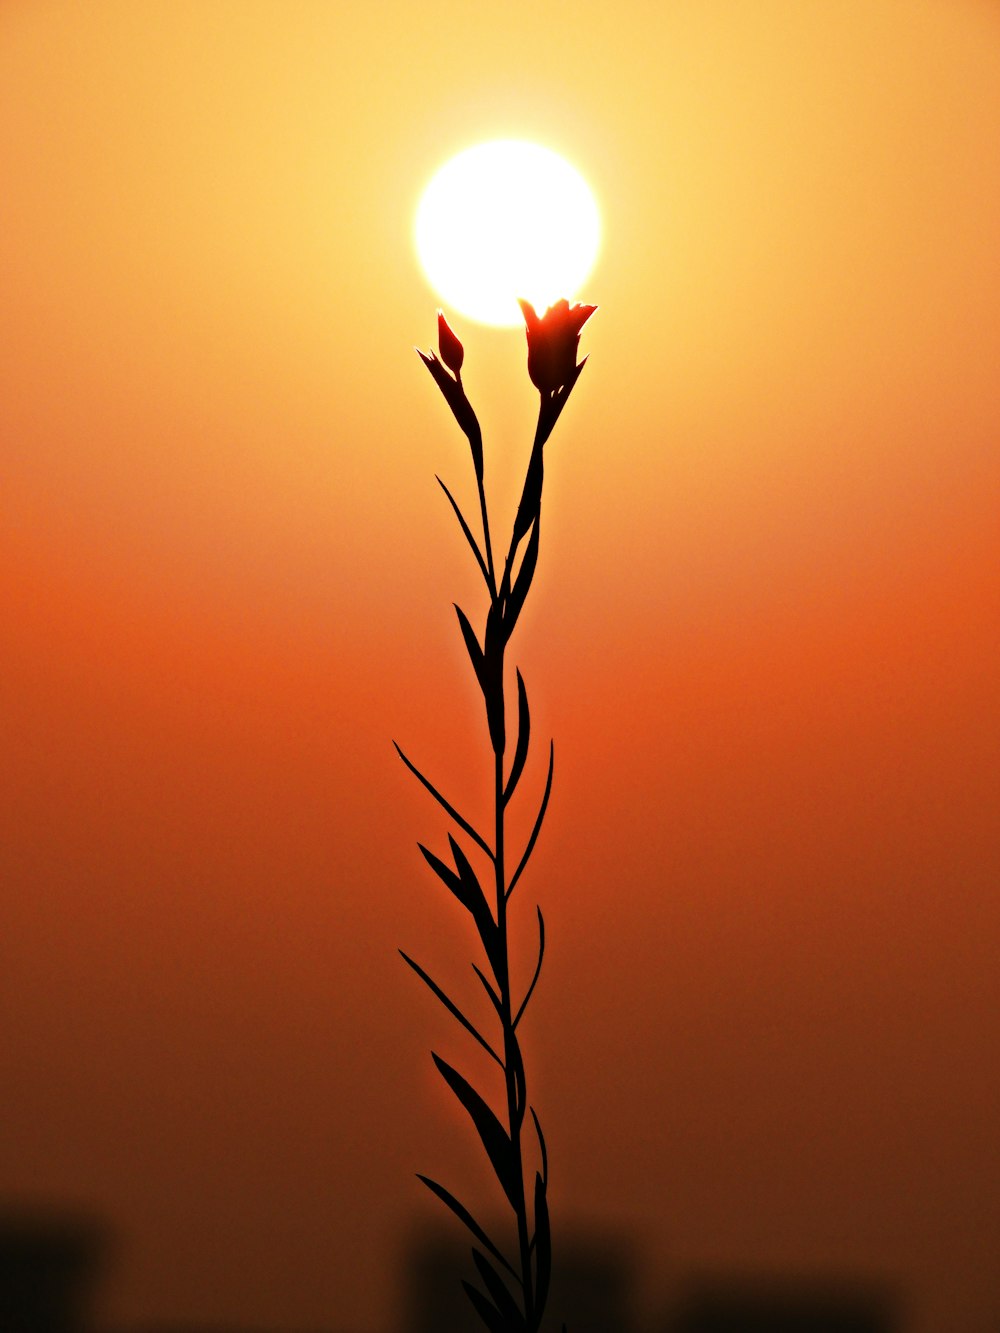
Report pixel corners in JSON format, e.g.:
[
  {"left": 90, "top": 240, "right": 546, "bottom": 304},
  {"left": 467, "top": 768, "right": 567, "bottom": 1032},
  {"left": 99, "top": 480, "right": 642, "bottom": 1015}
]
[
  {"left": 477, "top": 467, "right": 497, "bottom": 599},
  {"left": 456, "top": 370, "right": 495, "bottom": 600},
  {"left": 501, "top": 402, "right": 548, "bottom": 585},
  {"left": 485, "top": 402, "right": 552, "bottom": 1331},
  {"left": 494, "top": 737, "right": 535, "bottom": 1330},
  {"left": 446, "top": 383, "right": 552, "bottom": 1329}
]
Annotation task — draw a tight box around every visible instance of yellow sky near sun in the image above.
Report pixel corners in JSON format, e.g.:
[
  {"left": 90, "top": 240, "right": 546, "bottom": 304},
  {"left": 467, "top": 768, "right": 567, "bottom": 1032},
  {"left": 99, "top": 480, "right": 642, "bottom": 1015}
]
[
  {"left": 2, "top": 0, "right": 997, "bottom": 599},
  {"left": 2, "top": 3, "right": 999, "bottom": 1331}
]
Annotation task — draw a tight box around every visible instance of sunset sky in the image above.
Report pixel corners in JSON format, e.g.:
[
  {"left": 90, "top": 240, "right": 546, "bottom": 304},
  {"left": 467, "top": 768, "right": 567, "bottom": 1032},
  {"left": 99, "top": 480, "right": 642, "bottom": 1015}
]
[{"left": 2, "top": 3, "right": 999, "bottom": 1331}]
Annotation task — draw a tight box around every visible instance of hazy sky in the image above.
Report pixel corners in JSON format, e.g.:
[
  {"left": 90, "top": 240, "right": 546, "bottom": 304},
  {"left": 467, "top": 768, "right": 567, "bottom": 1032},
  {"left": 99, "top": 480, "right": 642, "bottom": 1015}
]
[{"left": 2, "top": 3, "right": 998, "bottom": 1331}]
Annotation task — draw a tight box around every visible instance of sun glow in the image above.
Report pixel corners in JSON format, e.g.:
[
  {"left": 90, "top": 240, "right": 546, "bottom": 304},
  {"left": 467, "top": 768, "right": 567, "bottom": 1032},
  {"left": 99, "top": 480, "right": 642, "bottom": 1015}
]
[{"left": 415, "top": 140, "right": 600, "bottom": 327}]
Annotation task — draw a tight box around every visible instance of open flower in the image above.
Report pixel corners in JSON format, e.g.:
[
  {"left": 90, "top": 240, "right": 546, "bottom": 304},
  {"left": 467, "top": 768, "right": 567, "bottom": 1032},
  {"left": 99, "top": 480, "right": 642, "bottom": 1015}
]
[{"left": 518, "top": 298, "right": 597, "bottom": 396}]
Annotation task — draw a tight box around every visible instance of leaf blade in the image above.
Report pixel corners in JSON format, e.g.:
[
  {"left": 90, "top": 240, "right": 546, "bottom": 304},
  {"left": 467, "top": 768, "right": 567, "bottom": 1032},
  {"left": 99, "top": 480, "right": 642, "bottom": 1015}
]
[
  {"left": 513, "top": 906, "right": 545, "bottom": 1031},
  {"left": 415, "top": 1175, "right": 517, "bottom": 1279},
  {"left": 502, "top": 515, "right": 540, "bottom": 647},
  {"left": 455, "top": 604, "right": 488, "bottom": 697},
  {"left": 503, "top": 669, "right": 531, "bottom": 806},
  {"left": 472, "top": 1249, "right": 526, "bottom": 1328},
  {"left": 506, "top": 1027, "right": 527, "bottom": 1133},
  {"left": 399, "top": 950, "right": 502, "bottom": 1066},
  {"left": 437, "top": 475, "right": 491, "bottom": 590},
  {"left": 448, "top": 834, "right": 502, "bottom": 980},
  {"left": 482, "top": 600, "right": 506, "bottom": 756},
  {"left": 507, "top": 740, "right": 555, "bottom": 901},
  {"left": 394, "top": 742, "right": 493, "bottom": 859},
  {"left": 462, "top": 1281, "right": 509, "bottom": 1333},
  {"left": 473, "top": 964, "right": 504, "bottom": 1018},
  {"left": 432, "top": 1053, "right": 520, "bottom": 1210},
  {"left": 533, "top": 1171, "right": 552, "bottom": 1322},
  {"left": 530, "top": 1106, "right": 548, "bottom": 1191},
  {"left": 511, "top": 443, "right": 543, "bottom": 548},
  {"left": 418, "top": 842, "right": 469, "bottom": 904}
]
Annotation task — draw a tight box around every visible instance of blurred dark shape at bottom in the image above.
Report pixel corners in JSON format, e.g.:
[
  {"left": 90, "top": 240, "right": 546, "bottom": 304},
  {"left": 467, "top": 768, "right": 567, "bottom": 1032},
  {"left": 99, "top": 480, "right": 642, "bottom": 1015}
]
[
  {"left": 124, "top": 1327, "right": 349, "bottom": 1333},
  {"left": 403, "top": 1225, "right": 637, "bottom": 1333},
  {"left": 665, "top": 1272, "right": 897, "bottom": 1333},
  {"left": 0, "top": 1206, "right": 107, "bottom": 1333}
]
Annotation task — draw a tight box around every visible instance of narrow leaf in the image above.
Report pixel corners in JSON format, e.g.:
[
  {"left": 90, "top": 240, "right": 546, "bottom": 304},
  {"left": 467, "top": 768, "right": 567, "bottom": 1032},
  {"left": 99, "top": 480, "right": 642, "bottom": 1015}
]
[
  {"left": 496, "top": 551, "right": 513, "bottom": 614},
  {"left": 503, "top": 669, "right": 530, "bottom": 805},
  {"left": 419, "top": 841, "right": 501, "bottom": 978},
  {"left": 502, "top": 515, "right": 540, "bottom": 647},
  {"left": 416, "top": 1175, "right": 517, "bottom": 1279},
  {"left": 448, "top": 834, "right": 485, "bottom": 899},
  {"left": 437, "top": 475, "right": 491, "bottom": 589},
  {"left": 533, "top": 1171, "right": 552, "bottom": 1322},
  {"left": 418, "top": 842, "right": 471, "bottom": 907},
  {"left": 530, "top": 1106, "right": 548, "bottom": 1190},
  {"left": 482, "top": 601, "right": 506, "bottom": 756},
  {"left": 507, "top": 741, "right": 555, "bottom": 901},
  {"left": 472, "top": 1249, "right": 526, "bottom": 1327},
  {"left": 455, "top": 604, "right": 489, "bottom": 697},
  {"left": 473, "top": 964, "right": 504, "bottom": 1018},
  {"left": 505, "top": 1027, "right": 527, "bottom": 1132},
  {"left": 449, "top": 835, "right": 503, "bottom": 979},
  {"left": 484, "top": 594, "right": 504, "bottom": 660},
  {"left": 535, "top": 358, "right": 587, "bottom": 449},
  {"left": 394, "top": 742, "right": 493, "bottom": 859},
  {"left": 399, "top": 951, "right": 502, "bottom": 1066},
  {"left": 462, "top": 1281, "right": 509, "bottom": 1333},
  {"left": 513, "top": 907, "right": 545, "bottom": 1030},
  {"left": 432, "top": 1053, "right": 520, "bottom": 1210},
  {"left": 511, "top": 444, "right": 543, "bottom": 548}
]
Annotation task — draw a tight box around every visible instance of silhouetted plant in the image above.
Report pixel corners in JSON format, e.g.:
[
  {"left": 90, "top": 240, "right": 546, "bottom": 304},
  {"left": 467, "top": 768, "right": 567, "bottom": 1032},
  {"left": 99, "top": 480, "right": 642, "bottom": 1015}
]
[{"left": 396, "top": 299, "right": 595, "bottom": 1333}]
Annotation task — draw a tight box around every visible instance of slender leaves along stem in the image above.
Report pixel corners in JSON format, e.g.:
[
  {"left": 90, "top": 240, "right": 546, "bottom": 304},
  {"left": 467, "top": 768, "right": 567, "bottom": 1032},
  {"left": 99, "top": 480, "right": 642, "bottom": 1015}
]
[{"left": 399, "top": 300, "right": 596, "bottom": 1332}]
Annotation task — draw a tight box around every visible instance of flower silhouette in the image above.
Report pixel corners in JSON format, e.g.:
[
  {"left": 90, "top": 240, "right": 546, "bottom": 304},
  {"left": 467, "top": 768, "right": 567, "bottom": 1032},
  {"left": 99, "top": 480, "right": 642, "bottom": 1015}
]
[
  {"left": 518, "top": 298, "right": 598, "bottom": 396},
  {"left": 437, "top": 310, "right": 465, "bottom": 376}
]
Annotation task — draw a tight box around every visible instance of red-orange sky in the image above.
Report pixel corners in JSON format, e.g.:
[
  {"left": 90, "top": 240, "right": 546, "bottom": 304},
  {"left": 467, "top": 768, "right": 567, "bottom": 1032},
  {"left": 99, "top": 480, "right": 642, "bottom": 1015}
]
[{"left": 2, "top": 3, "right": 999, "bottom": 1331}]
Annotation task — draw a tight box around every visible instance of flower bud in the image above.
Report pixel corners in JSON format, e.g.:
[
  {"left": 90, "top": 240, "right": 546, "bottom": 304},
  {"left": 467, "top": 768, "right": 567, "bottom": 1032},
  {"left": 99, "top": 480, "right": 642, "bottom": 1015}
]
[{"left": 437, "top": 311, "right": 465, "bottom": 376}]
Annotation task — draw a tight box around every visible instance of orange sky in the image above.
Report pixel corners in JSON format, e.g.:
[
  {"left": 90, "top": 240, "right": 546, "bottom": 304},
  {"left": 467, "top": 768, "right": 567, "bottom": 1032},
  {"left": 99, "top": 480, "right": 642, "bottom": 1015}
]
[{"left": 2, "top": 3, "right": 999, "bottom": 1331}]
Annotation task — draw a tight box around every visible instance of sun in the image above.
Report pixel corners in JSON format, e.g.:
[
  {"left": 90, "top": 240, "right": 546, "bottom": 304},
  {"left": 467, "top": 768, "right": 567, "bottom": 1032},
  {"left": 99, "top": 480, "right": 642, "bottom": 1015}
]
[{"left": 415, "top": 140, "right": 600, "bottom": 327}]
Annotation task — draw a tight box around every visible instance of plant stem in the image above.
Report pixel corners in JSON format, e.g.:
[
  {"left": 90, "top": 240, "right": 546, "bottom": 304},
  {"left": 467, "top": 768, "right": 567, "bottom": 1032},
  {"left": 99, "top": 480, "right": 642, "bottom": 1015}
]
[
  {"left": 478, "top": 470, "right": 497, "bottom": 600},
  {"left": 491, "top": 405, "right": 552, "bottom": 1330},
  {"left": 494, "top": 731, "right": 534, "bottom": 1330}
]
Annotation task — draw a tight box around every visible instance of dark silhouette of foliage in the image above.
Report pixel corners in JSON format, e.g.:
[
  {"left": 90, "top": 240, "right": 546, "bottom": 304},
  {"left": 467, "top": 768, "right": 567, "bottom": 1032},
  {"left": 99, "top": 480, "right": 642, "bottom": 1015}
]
[{"left": 397, "top": 301, "right": 595, "bottom": 1332}]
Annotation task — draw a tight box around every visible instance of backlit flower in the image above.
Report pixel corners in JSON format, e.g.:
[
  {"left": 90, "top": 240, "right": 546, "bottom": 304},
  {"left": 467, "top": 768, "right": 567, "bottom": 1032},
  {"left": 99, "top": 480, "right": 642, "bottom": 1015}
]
[{"left": 518, "top": 298, "right": 597, "bottom": 396}]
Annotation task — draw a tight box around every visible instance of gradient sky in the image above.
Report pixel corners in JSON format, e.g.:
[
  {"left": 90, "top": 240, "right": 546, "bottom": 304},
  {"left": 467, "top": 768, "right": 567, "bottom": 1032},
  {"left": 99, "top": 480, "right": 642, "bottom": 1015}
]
[{"left": 2, "top": 3, "right": 999, "bottom": 1331}]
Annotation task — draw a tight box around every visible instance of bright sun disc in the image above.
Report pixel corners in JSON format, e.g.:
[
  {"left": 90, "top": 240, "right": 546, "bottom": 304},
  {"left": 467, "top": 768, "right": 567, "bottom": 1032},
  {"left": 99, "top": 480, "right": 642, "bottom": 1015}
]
[{"left": 415, "top": 140, "right": 600, "bottom": 327}]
